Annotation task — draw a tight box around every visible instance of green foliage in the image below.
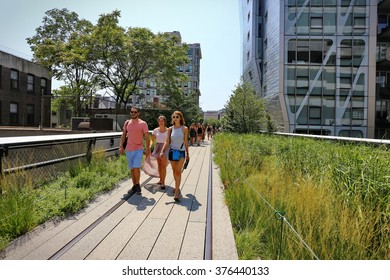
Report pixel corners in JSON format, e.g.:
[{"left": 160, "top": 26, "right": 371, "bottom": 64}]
[
  {"left": 0, "top": 187, "right": 36, "bottom": 239},
  {"left": 163, "top": 91, "right": 203, "bottom": 126},
  {"left": 27, "top": 8, "right": 96, "bottom": 117},
  {"left": 222, "top": 81, "right": 268, "bottom": 133},
  {"left": 85, "top": 11, "right": 189, "bottom": 113},
  {"left": 214, "top": 133, "right": 389, "bottom": 260},
  {"left": 27, "top": 9, "right": 192, "bottom": 117},
  {"left": 204, "top": 118, "right": 222, "bottom": 128},
  {"left": 0, "top": 153, "right": 129, "bottom": 252}
]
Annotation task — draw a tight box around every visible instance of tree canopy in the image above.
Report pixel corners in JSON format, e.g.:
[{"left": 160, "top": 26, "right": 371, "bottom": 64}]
[
  {"left": 222, "top": 81, "right": 269, "bottom": 133},
  {"left": 27, "top": 8, "right": 95, "bottom": 117},
  {"left": 27, "top": 8, "right": 192, "bottom": 117}
]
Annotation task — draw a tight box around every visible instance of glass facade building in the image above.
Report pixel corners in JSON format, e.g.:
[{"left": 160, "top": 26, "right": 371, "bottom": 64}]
[{"left": 243, "top": 0, "right": 382, "bottom": 138}]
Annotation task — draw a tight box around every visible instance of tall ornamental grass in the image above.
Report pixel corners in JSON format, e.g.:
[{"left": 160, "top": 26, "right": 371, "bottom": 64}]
[
  {"left": 213, "top": 133, "right": 389, "bottom": 260},
  {"left": 0, "top": 151, "right": 129, "bottom": 252}
]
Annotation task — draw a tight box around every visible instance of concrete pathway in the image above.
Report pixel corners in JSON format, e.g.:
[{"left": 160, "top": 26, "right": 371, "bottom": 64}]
[{"left": 1, "top": 139, "right": 238, "bottom": 260}]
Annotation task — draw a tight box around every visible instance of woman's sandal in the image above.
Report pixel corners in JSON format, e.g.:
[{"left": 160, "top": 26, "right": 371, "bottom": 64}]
[{"left": 174, "top": 191, "right": 182, "bottom": 201}]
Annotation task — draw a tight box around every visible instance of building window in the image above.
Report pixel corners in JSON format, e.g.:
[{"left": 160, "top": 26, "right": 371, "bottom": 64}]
[
  {"left": 310, "top": 0, "right": 324, "bottom": 6},
  {"left": 340, "top": 46, "right": 352, "bottom": 66},
  {"left": 27, "top": 74, "right": 35, "bottom": 93},
  {"left": 247, "top": 51, "right": 250, "bottom": 61},
  {"left": 247, "top": 31, "right": 250, "bottom": 42},
  {"left": 352, "top": 108, "right": 364, "bottom": 120},
  {"left": 378, "top": 14, "right": 389, "bottom": 33},
  {"left": 354, "top": 17, "right": 366, "bottom": 30},
  {"left": 41, "top": 78, "right": 47, "bottom": 95},
  {"left": 10, "top": 69, "right": 19, "bottom": 90},
  {"left": 310, "top": 17, "right": 323, "bottom": 29},
  {"left": 340, "top": 77, "right": 352, "bottom": 89},
  {"left": 297, "top": 46, "right": 309, "bottom": 63},
  {"left": 339, "top": 130, "right": 363, "bottom": 138},
  {"left": 10, "top": 102, "right": 18, "bottom": 125},
  {"left": 27, "top": 104, "right": 34, "bottom": 125},
  {"left": 248, "top": 12, "right": 250, "bottom": 23},
  {"left": 297, "top": 76, "right": 309, "bottom": 89},
  {"left": 309, "top": 107, "right": 321, "bottom": 125}
]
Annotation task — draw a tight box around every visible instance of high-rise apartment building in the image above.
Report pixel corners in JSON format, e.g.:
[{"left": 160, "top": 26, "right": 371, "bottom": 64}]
[
  {"left": 242, "top": 0, "right": 390, "bottom": 139},
  {"left": 130, "top": 31, "right": 202, "bottom": 108}
]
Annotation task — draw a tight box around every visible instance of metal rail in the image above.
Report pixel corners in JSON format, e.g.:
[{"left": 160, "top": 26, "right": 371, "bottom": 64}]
[
  {"left": 273, "top": 132, "right": 390, "bottom": 146},
  {"left": 204, "top": 140, "right": 213, "bottom": 260},
  {"left": 48, "top": 176, "right": 154, "bottom": 260}
]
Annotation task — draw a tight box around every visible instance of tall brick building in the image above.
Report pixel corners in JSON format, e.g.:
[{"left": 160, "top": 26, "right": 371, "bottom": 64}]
[{"left": 0, "top": 51, "right": 51, "bottom": 127}]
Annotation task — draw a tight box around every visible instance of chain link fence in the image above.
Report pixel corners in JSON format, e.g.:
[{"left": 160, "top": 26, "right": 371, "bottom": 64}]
[{"left": 0, "top": 133, "right": 122, "bottom": 192}]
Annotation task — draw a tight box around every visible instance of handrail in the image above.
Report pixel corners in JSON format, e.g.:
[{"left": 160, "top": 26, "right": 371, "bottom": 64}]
[
  {"left": 0, "top": 132, "right": 122, "bottom": 177},
  {"left": 0, "top": 132, "right": 121, "bottom": 148},
  {"left": 273, "top": 132, "right": 390, "bottom": 146}
]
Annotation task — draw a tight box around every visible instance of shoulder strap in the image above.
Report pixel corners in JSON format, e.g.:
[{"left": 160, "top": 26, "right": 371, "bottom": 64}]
[{"left": 168, "top": 126, "right": 173, "bottom": 144}]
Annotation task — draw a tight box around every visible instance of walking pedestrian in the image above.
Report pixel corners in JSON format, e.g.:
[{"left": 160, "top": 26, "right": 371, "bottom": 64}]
[
  {"left": 189, "top": 123, "right": 197, "bottom": 146},
  {"left": 150, "top": 116, "right": 169, "bottom": 190},
  {"left": 119, "top": 106, "right": 151, "bottom": 194},
  {"left": 196, "top": 123, "right": 203, "bottom": 146},
  {"left": 206, "top": 125, "right": 212, "bottom": 140},
  {"left": 160, "top": 111, "right": 189, "bottom": 201}
]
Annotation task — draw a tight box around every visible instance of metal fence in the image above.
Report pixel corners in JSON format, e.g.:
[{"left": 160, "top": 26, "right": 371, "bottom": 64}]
[{"left": 0, "top": 132, "right": 122, "bottom": 189}]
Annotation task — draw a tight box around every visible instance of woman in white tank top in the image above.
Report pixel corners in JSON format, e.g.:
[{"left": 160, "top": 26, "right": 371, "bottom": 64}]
[{"left": 150, "top": 116, "right": 169, "bottom": 189}]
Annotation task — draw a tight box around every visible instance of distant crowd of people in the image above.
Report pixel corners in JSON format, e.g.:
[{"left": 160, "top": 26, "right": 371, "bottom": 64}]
[{"left": 188, "top": 123, "right": 217, "bottom": 146}]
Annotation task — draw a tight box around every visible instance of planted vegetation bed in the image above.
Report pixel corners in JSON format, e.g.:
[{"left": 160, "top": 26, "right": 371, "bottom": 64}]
[
  {"left": 213, "top": 133, "right": 389, "bottom": 260},
  {"left": 0, "top": 152, "right": 129, "bottom": 252}
]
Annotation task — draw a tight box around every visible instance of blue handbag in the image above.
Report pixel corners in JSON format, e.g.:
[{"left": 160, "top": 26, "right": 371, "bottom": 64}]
[{"left": 168, "top": 149, "right": 181, "bottom": 161}]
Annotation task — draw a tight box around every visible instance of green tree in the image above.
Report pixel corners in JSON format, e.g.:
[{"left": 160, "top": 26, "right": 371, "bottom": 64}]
[
  {"left": 163, "top": 89, "right": 202, "bottom": 126},
  {"left": 85, "top": 10, "right": 189, "bottom": 114},
  {"left": 27, "top": 8, "right": 96, "bottom": 117},
  {"left": 222, "top": 81, "right": 267, "bottom": 133}
]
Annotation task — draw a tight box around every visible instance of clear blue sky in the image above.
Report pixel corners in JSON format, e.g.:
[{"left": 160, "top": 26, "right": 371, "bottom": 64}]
[{"left": 0, "top": 0, "right": 242, "bottom": 111}]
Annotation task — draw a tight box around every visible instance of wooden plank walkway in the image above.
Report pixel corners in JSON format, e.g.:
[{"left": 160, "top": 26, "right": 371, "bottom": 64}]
[{"left": 1, "top": 139, "right": 238, "bottom": 260}]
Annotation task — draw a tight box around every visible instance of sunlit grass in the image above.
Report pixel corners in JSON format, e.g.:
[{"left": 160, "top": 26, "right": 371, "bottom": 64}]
[
  {"left": 0, "top": 150, "right": 129, "bottom": 252},
  {"left": 213, "top": 133, "right": 389, "bottom": 260}
]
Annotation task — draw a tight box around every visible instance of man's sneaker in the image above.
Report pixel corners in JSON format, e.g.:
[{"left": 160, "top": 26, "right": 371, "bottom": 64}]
[
  {"left": 128, "top": 184, "right": 141, "bottom": 194},
  {"left": 132, "top": 184, "right": 141, "bottom": 194}
]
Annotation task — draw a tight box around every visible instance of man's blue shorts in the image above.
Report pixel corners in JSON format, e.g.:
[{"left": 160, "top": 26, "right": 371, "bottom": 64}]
[{"left": 125, "top": 149, "right": 143, "bottom": 170}]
